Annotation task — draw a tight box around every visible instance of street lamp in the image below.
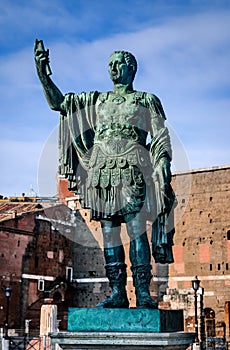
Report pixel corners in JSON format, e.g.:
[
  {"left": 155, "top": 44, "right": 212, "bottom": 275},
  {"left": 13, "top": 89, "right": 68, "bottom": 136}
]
[
  {"left": 4, "top": 286, "right": 11, "bottom": 339},
  {"left": 192, "top": 276, "right": 200, "bottom": 345},
  {"left": 199, "top": 287, "right": 205, "bottom": 349}
]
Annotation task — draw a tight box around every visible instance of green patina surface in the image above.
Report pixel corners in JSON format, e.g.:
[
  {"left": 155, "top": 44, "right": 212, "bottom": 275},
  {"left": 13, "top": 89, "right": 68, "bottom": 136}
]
[
  {"left": 35, "top": 40, "right": 177, "bottom": 309},
  {"left": 68, "top": 308, "right": 183, "bottom": 333}
]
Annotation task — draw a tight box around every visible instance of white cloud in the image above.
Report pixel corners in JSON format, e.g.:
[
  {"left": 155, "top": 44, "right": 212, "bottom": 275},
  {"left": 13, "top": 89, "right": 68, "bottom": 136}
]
[{"left": 0, "top": 5, "right": 230, "bottom": 195}]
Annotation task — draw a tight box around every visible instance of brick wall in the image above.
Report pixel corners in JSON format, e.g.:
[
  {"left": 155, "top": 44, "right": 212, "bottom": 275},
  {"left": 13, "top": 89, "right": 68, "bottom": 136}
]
[
  {"left": 0, "top": 215, "right": 35, "bottom": 329},
  {"left": 0, "top": 205, "right": 76, "bottom": 332},
  {"left": 169, "top": 165, "right": 230, "bottom": 328},
  {"left": 58, "top": 176, "right": 75, "bottom": 204}
]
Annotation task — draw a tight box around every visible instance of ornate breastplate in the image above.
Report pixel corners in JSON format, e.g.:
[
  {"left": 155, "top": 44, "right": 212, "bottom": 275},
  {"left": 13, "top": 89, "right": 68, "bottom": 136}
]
[{"left": 94, "top": 91, "right": 148, "bottom": 155}]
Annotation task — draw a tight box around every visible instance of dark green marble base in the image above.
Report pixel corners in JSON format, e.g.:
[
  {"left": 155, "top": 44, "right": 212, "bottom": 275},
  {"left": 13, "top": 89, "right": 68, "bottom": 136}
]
[{"left": 68, "top": 308, "right": 183, "bottom": 333}]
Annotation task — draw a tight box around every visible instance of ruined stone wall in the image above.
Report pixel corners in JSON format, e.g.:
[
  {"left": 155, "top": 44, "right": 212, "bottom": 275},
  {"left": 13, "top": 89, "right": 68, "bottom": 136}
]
[
  {"left": 0, "top": 215, "right": 36, "bottom": 329},
  {"left": 0, "top": 206, "right": 76, "bottom": 332},
  {"left": 169, "top": 165, "right": 230, "bottom": 328}
]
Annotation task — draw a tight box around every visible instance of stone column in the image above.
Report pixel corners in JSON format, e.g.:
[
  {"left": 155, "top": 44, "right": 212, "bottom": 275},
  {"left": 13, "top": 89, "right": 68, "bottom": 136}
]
[
  {"left": 40, "top": 305, "right": 58, "bottom": 350},
  {"left": 224, "top": 301, "right": 230, "bottom": 341}
]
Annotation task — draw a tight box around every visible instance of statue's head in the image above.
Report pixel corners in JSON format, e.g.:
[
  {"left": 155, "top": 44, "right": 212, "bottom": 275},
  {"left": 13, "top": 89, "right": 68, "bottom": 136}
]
[{"left": 108, "top": 51, "right": 137, "bottom": 85}]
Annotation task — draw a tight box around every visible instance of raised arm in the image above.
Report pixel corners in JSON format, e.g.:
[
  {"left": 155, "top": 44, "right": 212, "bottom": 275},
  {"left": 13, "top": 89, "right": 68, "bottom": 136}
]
[{"left": 34, "top": 39, "right": 64, "bottom": 111}]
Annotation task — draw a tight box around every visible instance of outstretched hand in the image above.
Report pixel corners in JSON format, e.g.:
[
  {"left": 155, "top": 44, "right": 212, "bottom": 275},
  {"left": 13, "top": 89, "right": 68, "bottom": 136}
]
[{"left": 34, "top": 39, "right": 52, "bottom": 76}]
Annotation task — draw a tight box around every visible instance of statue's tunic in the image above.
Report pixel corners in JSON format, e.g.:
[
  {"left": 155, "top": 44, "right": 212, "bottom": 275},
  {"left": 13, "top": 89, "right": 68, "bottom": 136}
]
[
  {"left": 88, "top": 91, "right": 153, "bottom": 221},
  {"left": 59, "top": 90, "right": 176, "bottom": 263}
]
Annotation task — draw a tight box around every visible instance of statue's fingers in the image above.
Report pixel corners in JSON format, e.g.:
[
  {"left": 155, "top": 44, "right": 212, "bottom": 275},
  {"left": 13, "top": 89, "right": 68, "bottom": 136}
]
[
  {"left": 35, "top": 53, "right": 47, "bottom": 65},
  {"left": 34, "top": 39, "right": 39, "bottom": 52}
]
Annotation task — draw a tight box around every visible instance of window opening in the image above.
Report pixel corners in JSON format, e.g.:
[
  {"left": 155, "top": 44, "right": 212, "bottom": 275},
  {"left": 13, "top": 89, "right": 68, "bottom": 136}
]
[
  {"left": 38, "top": 280, "right": 45, "bottom": 291},
  {"left": 66, "top": 266, "right": 73, "bottom": 282}
]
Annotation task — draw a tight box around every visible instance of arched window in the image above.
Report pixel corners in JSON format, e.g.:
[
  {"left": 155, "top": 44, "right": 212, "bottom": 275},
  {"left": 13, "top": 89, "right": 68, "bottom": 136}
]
[
  {"left": 204, "top": 307, "right": 215, "bottom": 337},
  {"left": 52, "top": 291, "right": 62, "bottom": 303}
]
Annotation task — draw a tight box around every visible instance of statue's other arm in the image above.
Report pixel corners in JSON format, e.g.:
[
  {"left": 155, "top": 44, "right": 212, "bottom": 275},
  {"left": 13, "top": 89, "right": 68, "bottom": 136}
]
[
  {"left": 147, "top": 93, "right": 172, "bottom": 188},
  {"left": 34, "top": 39, "right": 64, "bottom": 111}
]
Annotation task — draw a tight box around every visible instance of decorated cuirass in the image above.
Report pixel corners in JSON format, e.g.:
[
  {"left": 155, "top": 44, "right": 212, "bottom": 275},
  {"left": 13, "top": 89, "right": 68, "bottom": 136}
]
[
  {"left": 87, "top": 91, "right": 151, "bottom": 191},
  {"left": 94, "top": 91, "right": 149, "bottom": 155}
]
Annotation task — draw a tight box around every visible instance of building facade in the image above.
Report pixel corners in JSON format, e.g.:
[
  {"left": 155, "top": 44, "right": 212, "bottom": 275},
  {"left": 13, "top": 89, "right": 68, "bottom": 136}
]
[
  {"left": 0, "top": 164, "right": 229, "bottom": 340},
  {"left": 168, "top": 165, "right": 230, "bottom": 338},
  {"left": 0, "top": 202, "right": 79, "bottom": 334}
]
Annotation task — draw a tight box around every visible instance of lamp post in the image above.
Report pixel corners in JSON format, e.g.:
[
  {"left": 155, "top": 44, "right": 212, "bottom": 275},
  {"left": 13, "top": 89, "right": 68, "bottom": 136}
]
[
  {"left": 192, "top": 276, "right": 200, "bottom": 346},
  {"left": 24, "top": 319, "right": 32, "bottom": 350},
  {"left": 199, "top": 287, "right": 205, "bottom": 349},
  {"left": 4, "top": 286, "right": 11, "bottom": 339}
]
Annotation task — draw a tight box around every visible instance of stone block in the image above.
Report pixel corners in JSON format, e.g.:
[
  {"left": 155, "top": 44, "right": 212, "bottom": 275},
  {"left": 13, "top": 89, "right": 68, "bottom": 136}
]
[
  {"left": 50, "top": 331, "right": 196, "bottom": 350},
  {"left": 68, "top": 308, "right": 184, "bottom": 333}
]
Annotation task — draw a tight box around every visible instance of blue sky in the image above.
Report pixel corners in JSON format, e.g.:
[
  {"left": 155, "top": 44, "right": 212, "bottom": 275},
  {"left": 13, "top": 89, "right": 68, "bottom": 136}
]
[{"left": 0, "top": 0, "right": 230, "bottom": 197}]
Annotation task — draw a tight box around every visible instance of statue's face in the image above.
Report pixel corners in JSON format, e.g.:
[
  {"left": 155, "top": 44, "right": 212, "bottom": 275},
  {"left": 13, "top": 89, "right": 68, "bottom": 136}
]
[{"left": 108, "top": 52, "right": 133, "bottom": 85}]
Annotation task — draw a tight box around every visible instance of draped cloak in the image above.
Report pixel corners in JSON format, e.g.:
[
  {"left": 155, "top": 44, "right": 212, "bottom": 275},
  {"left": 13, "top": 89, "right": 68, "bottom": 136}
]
[{"left": 59, "top": 91, "right": 177, "bottom": 264}]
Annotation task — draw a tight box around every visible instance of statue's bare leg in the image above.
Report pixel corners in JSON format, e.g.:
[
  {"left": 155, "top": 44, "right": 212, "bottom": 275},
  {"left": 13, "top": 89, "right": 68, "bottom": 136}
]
[
  {"left": 96, "top": 218, "right": 129, "bottom": 308},
  {"left": 125, "top": 213, "right": 158, "bottom": 309}
]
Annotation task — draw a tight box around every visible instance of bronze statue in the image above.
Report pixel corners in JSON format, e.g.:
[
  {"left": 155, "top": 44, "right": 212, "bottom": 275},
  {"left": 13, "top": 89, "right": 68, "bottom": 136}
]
[{"left": 34, "top": 40, "right": 176, "bottom": 309}]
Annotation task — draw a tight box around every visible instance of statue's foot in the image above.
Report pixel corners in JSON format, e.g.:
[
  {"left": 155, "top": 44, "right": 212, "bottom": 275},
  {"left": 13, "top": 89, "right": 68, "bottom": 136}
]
[
  {"left": 97, "top": 294, "right": 129, "bottom": 308},
  {"left": 136, "top": 295, "right": 158, "bottom": 309}
]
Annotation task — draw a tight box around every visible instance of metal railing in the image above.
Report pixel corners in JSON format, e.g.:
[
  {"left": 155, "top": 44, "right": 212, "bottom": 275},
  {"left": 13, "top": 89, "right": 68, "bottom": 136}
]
[{"left": 9, "top": 337, "right": 42, "bottom": 350}]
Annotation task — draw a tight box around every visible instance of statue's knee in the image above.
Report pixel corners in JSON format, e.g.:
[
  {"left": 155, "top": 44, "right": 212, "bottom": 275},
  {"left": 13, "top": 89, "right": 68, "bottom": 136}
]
[
  {"left": 101, "top": 220, "right": 122, "bottom": 246},
  {"left": 126, "top": 220, "right": 146, "bottom": 239}
]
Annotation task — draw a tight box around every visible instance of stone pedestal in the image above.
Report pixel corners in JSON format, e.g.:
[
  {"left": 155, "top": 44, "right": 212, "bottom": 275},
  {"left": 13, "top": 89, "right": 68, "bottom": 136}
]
[
  {"left": 49, "top": 308, "right": 195, "bottom": 349},
  {"left": 68, "top": 308, "right": 184, "bottom": 333},
  {"left": 50, "top": 331, "right": 195, "bottom": 349}
]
